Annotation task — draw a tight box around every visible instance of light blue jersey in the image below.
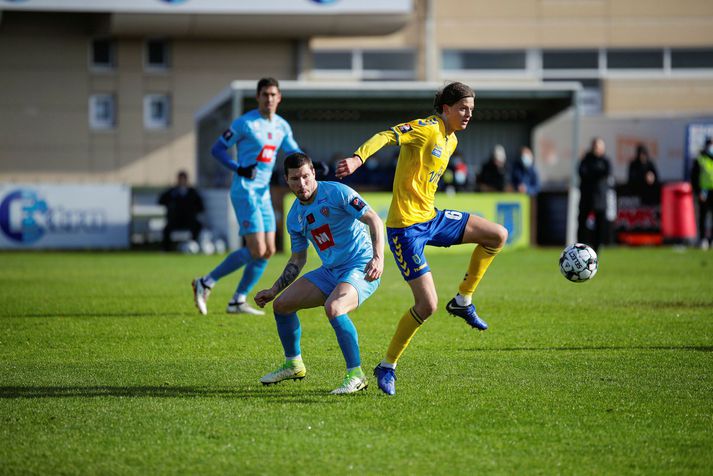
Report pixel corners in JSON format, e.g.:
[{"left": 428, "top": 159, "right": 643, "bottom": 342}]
[
  {"left": 219, "top": 109, "right": 301, "bottom": 192},
  {"left": 286, "top": 181, "right": 373, "bottom": 271}
]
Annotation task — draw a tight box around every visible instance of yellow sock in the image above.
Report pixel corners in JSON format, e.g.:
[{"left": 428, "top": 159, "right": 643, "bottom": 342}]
[
  {"left": 385, "top": 307, "right": 424, "bottom": 365},
  {"left": 458, "top": 245, "right": 502, "bottom": 298}
]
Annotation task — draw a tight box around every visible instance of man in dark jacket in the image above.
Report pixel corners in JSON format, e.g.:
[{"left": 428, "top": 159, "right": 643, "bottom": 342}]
[
  {"left": 627, "top": 144, "right": 660, "bottom": 206},
  {"left": 159, "top": 170, "right": 204, "bottom": 251},
  {"left": 578, "top": 138, "right": 613, "bottom": 253}
]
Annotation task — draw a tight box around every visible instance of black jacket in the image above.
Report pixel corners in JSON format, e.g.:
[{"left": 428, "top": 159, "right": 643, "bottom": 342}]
[{"left": 578, "top": 152, "right": 612, "bottom": 211}]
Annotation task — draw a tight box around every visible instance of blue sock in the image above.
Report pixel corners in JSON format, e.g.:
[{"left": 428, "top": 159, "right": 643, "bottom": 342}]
[
  {"left": 275, "top": 312, "right": 301, "bottom": 359},
  {"left": 237, "top": 258, "right": 268, "bottom": 296},
  {"left": 330, "top": 314, "right": 361, "bottom": 370},
  {"left": 209, "top": 247, "right": 251, "bottom": 281}
]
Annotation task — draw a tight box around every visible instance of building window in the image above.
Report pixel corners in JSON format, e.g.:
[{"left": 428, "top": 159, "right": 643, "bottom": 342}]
[
  {"left": 145, "top": 39, "right": 170, "bottom": 70},
  {"left": 543, "top": 50, "right": 599, "bottom": 70},
  {"left": 671, "top": 48, "right": 713, "bottom": 69},
  {"left": 312, "top": 49, "right": 415, "bottom": 80},
  {"left": 443, "top": 50, "right": 527, "bottom": 70},
  {"left": 607, "top": 49, "right": 663, "bottom": 69},
  {"left": 144, "top": 94, "right": 171, "bottom": 129},
  {"left": 89, "top": 94, "right": 116, "bottom": 129},
  {"left": 313, "top": 51, "right": 352, "bottom": 70},
  {"left": 363, "top": 51, "right": 415, "bottom": 72},
  {"left": 90, "top": 38, "right": 116, "bottom": 70}
]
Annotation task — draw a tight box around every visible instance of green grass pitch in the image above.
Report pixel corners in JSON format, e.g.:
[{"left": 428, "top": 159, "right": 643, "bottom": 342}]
[{"left": 1, "top": 247, "right": 712, "bottom": 475}]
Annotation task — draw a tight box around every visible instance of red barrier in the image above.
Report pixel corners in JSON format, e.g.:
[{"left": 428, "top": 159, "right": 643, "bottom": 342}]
[{"left": 661, "top": 182, "right": 697, "bottom": 244}]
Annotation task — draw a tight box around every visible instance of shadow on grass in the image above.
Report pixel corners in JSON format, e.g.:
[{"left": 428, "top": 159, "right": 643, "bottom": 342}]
[
  {"left": 3, "top": 312, "right": 193, "bottom": 318},
  {"left": 0, "top": 385, "right": 354, "bottom": 403},
  {"left": 462, "top": 345, "right": 713, "bottom": 352}
]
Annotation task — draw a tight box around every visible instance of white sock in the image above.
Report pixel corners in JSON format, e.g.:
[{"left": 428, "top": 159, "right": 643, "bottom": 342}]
[
  {"left": 287, "top": 355, "right": 302, "bottom": 363},
  {"left": 233, "top": 293, "right": 247, "bottom": 304},
  {"left": 380, "top": 360, "right": 396, "bottom": 369},
  {"left": 202, "top": 275, "right": 216, "bottom": 288},
  {"left": 455, "top": 293, "right": 471, "bottom": 306}
]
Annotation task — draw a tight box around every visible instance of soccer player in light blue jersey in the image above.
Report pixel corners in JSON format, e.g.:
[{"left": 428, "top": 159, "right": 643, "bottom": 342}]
[
  {"left": 193, "top": 78, "right": 302, "bottom": 316},
  {"left": 254, "top": 152, "right": 384, "bottom": 394}
]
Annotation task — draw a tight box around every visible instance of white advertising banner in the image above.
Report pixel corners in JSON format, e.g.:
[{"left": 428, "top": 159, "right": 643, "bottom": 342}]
[
  {"left": 0, "top": 184, "right": 130, "bottom": 249},
  {"left": 0, "top": 0, "right": 411, "bottom": 14}
]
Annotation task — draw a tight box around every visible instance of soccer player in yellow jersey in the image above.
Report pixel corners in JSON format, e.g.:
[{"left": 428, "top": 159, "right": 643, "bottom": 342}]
[{"left": 335, "top": 82, "right": 508, "bottom": 395}]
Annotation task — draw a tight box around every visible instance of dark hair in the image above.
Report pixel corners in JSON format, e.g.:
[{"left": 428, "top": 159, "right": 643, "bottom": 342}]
[
  {"left": 177, "top": 170, "right": 188, "bottom": 180},
  {"left": 433, "top": 82, "right": 475, "bottom": 114},
  {"left": 283, "top": 152, "right": 313, "bottom": 175},
  {"left": 257, "top": 77, "right": 280, "bottom": 95}
]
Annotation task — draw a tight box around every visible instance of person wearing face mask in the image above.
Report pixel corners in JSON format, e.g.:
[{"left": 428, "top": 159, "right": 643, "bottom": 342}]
[
  {"left": 158, "top": 170, "right": 204, "bottom": 252},
  {"left": 690, "top": 137, "right": 713, "bottom": 250},
  {"left": 511, "top": 146, "right": 540, "bottom": 196}
]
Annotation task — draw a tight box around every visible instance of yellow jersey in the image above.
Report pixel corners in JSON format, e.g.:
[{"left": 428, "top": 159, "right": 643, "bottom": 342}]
[{"left": 354, "top": 115, "right": 457, "bottom": 228}]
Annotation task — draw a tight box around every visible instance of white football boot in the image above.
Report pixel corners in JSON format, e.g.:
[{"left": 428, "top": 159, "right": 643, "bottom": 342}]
[
  {"left": 226, "top": 301, "right": 265, "bottom": 315},
  {"left": 260, "top": 360, "right": 307, "bottom": 385},
  {"left": 191, "top": 278, "right": 211, "bottom": 315},
  {"left": 330, "top": 369, "right": 368, "bottom": 395}
]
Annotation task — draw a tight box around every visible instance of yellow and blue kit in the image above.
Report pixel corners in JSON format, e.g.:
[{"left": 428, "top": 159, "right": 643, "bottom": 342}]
[
  {"left": 354, "top": 115, "right": 457, "bottom": 228},
  {"left": 353, "top": 115, "right": 469, "bottom": 281}
]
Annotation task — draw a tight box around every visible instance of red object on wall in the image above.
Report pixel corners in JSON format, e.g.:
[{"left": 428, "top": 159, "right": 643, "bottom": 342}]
[{"left": 660, "top": 182, "right": 697, "bottom": 244}]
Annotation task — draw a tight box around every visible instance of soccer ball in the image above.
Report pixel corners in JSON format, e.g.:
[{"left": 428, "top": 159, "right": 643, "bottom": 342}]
[{"left": 559, "top": 243, "right": 598, "bottom": 282}]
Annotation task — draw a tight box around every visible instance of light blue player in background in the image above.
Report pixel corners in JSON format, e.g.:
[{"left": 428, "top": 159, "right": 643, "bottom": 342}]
[
  {"left": 255, "top": 152, "right": 384, "bottom": 395},
  {"left": 193, "top": 78, "right": 302, "bottom": 316}
]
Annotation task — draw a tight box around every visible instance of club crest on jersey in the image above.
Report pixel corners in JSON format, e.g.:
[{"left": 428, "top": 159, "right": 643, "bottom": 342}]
[
  {"left": 350, "top": 197, "right": 366, "bottom": 212},
  {"left": 398, "top": 124, "right": 412, "bottom": 134},
  {"left": 431, "top": 146, "right": 443, "bottom": 158},
  {"left": 222, "top": 129, "right": 234, "bottom": 141},
  {"left": 320, "top": 207, "right": 330, "bottom": 217},
  {"left": 306, "top": 213, "right": 315, "bottom": 224},
  {"left": 267, "top": 132, "right": 273, "bottom": 140},
  {"left": 311, "top": 224, "right": 335, "bottom": 251}
]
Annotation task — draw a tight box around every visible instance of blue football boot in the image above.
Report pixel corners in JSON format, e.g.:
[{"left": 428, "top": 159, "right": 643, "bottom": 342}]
[
  {"left": 373, "top": 364, "right": 396, "bottom": 396},
  {"left": 446, "top": 298, "right": 488, "bottom": 331}
]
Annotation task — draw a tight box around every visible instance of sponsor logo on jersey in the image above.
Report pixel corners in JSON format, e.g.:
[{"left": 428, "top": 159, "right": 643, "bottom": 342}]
[
  {"left": 320, "top": 207, "right": 329, "bottom": 217},
  {"left": 222, "top": 129, "right": 234, "bottom": 141},
  {"left": 306, "top": 213, "right": 315, "bottom": 224},
  {"left": 256, "top": 144, "right": 276, "bottom": 163},
  {"left": 349, "top": 197, "right": 366, "bottom": 212},
  {"left": 431, "top": 146, "right": 443, "bottom": 158},
  {"left": 311, "top": 224, "right": 335, "bottom": 251},
  {"left": 398, "top": 124, "right": 412, "bottom": 134}
]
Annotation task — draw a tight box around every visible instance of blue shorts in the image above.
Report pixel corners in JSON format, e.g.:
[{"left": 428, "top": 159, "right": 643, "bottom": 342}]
[
  {"left": 304, "top": 264, "right": 380, "bottom": 306},
  {"left": 230, "top": 186, "right": 275, "bottom": 236},
  {"left": 387, "top": 209, "right": 470, "bottom": 281}
]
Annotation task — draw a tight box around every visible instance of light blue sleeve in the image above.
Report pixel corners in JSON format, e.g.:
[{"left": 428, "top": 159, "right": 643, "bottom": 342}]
[
  {"left": 279, "top": 120, "right": 302, "bottom": 156},
  {"left": 286, "top": 208, "right": 309, "bottom": 254},
  {"left": 218, "top": 117, "right": 243, "bottom": 148},
  {"left": 334, "top": 183, "right": 369, "bottom": 220}
]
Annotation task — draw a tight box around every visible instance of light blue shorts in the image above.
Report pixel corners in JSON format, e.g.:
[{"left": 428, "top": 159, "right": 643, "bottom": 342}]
[
  {"left": 230, "top": 187, "right": 275, "bottom": 236},
  {"left": 304, "top": 265, "right": 380, "bottom": 306}
]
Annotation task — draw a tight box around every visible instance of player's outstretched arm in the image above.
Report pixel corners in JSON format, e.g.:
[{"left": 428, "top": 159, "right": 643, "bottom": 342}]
[
  {"left": 359, "top": 209, "right": 385, "bottom": 282},
  {"left": 336, "top": 130, "right": 397, "bottom": 179},
  {"left": 254, "top": 250, "right": 307, "bottom": 308}
]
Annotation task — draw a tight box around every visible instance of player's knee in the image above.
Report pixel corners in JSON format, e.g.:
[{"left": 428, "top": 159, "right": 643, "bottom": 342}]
[
  {"left": 273, "top": 296, "right": 294, "bottom": 315},
  {"left": 247, "top": 243, "right": 266, "bottom": 259},
  {"left": 494, "top": 224, "right": 508, "bottom": 248},
  {"left": 323, "top": 300, "right": 343, "bottom": 319},
  {"left": 414, "top": 299, "right": 438, "bottom": 319}
]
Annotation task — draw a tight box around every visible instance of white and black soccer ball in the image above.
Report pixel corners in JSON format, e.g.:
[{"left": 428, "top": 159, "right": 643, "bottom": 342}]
[{"left": 559, "top": 243, "right": 598, "bottom": 283}]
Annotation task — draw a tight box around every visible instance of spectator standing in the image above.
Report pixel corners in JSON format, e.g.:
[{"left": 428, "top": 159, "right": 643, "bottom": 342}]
[
  {"left": 510, "top": 146, "right": 540, "bottom": 196},
  {"left": 691, "top": 137, "right": 713, "bottom": 250},
  {"left": 158, "top": 170, "right": 204, "bottom": 251},
  {"left": 578, "top": 137, "right": 614, "bottom": 253},
  {"left": 627, "top": 144, "right": 660, "bottom": 206},
  {"left": 478, "top": 144, "right": 509, "bottom": 192}
]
